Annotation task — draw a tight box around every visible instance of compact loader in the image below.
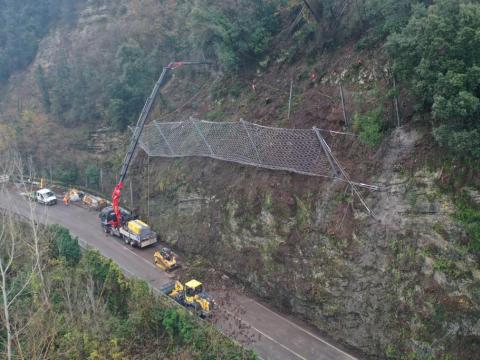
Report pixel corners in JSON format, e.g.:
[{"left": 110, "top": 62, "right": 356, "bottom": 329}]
[
  {"left": 161, "top": 279, "right": 214, "bottom": 318},
  {"left": 154, "top": 247, "right": 179, "bottom": 272}
]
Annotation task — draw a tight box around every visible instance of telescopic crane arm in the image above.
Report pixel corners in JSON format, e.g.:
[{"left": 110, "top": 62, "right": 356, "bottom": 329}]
[{"left": 111, "top": 61, "right": 209, "bottom": 228}]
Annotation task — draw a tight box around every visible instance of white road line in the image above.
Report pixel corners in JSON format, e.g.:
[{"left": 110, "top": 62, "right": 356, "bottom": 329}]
[
  {"left": 120, "top": 244, "right": 158, "bottom": 269},
  {"left": 222, "top": 308, "right": 307, "bottom": 360},
  {"left": 246, "top": 298, "right": 358, "bottom": 360}
]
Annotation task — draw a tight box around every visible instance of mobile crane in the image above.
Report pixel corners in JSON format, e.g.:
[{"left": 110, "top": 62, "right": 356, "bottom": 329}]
[{"left": 101, "top": 61, "right": 209, "bottom": 247}]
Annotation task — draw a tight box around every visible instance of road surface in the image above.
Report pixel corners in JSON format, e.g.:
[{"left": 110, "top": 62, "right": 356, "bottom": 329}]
[{"left": 0, "top": 187, "right": 359, "bottom": 360}]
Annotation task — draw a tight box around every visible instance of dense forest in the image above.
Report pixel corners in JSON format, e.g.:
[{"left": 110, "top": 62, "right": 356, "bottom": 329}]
[{"left": 0, "top": 0, "right": 77, "bottom": 81}]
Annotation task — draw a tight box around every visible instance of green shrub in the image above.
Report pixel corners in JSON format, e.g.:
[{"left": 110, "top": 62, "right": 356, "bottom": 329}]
[
  {"left": 454, "top": 199, "right": 480, "bottom": 254},
  {"left": 353, "top": 107, "right": 384, "bottom": 147},
  {"left": 162, "top": 308, "right": 194, "bottom": 343},
  {"left": 84, "top": 250, "right": 131, "bottom": 317},
  {"left": 48, "top": 225, "right": 81, "bottom": 266}
]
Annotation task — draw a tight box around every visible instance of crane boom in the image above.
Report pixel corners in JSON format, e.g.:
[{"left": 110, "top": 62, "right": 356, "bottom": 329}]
[{"left": 111, "top": 61, "right": 209, "bottom": 228}]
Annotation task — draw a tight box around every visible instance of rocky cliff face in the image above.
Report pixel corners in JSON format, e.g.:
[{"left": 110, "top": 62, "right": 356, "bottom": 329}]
[{"left": 137, "top": 126, "right": 479, "bottom": 358}]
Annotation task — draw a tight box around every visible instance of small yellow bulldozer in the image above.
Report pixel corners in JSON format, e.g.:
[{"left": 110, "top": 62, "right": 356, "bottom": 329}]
[
  {"left": 154, "top": 247, "right": 179, "bottom": 272},
  {"left": 161, "top": 279, "right": 214, "bottom": 318}
]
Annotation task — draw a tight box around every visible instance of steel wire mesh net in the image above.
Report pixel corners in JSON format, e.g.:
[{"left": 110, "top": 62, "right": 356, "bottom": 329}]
[{"left": 134, "top": 119, "right": 336, "bottom": 177}]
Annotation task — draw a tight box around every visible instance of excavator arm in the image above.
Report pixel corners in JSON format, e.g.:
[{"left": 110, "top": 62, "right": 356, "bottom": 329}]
[{"left": 111, "top": 61, "right": 209, "bottom": 228}]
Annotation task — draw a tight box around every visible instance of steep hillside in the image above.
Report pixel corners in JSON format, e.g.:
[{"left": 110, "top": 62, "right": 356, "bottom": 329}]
[{"left": 1, "top": 0, "right": 479, "bottom": 359}]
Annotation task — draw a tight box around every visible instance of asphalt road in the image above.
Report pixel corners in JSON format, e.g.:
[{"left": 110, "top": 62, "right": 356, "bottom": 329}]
[{"left": 0, "top": 187, "right": 359, "bottom": 360}]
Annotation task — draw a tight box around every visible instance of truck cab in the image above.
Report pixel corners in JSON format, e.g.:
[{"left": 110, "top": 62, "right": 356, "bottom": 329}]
[
  {"left": 36, "top": 189, "right": 57, "bottom": 205},
  {"left": 99, "top": 206, "right": 132, "bottom": 230}
]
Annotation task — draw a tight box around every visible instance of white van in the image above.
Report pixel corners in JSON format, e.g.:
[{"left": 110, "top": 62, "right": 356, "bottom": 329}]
[{"left": 36, "top": 188, "right": 57, "bottom": 205}]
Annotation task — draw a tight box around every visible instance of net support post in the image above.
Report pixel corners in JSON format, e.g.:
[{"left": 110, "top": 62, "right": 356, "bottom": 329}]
[
  {"left": 314, "top": 127, "right": 373, "bottom": 216},
  {"left": 313, "top": 127, "right": 339, "bottom": 177},
  {"left": 241, "top": 119, "right": 262, "bottom": 165},
  {"left": 392, "top": 75, "right": 401, "bottom": 127},
  {"left": 192, "top": 118, "right": 214, "bottom": 156},
  {"left": 339, "top": 84, "right": 349, "bottom": 127}
]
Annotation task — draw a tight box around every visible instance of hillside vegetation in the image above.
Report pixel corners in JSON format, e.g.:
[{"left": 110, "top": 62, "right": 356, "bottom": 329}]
[
  {"left": 1, "top": 0, "right": 478, "bottom": 180},
  {"left": 0, "top": 214, "right": 255, "bottom": 359},
  {"left": 0, "top": 0, "right": 479, "bottom": 359}
]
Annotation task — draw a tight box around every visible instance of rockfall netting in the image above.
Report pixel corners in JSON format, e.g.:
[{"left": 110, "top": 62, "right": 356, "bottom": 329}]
[{"left": 135, "top": 119, "right": 339, "bottom": 178}]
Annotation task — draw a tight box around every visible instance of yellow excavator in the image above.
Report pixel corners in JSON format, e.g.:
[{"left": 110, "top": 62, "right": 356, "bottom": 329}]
[
  {"left": 154, "top": 247, "right": 179, "bottom": 272},
  {"left": 161, "top": 279, "right": 214, "bottom": 318}
]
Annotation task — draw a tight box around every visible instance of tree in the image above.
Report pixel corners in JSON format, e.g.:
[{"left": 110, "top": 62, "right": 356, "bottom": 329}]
[
  {"left": 48, "top": 225, "right": 81, "bottom": 266},
  {"left": 35, "top": 65, "right": 51, "bottom": 112},
  {"left": 0, "top": 0, "right": 64, "bottom": 81},
  {"left": 108, "top": 43, "right": 161, "bottom": 130},
  {"left": 186, "top": 0, "right": 280, "bottom": 73},
  {"left": 85, "top": 164, "right": 100, "bottom": 188},
  {"left": 0, "top": 153, "right": 37, "bottom": 360},
  {"left": 387, "top": 0, "right": 480, "bottom": 158}
]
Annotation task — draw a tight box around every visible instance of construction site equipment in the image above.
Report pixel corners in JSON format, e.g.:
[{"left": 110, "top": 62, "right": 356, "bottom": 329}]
[
  {"left": 154, "top": 247, "right": 179, "bottom": 272},
  {"left": 128, "top": 219, "right": 150, "bottom": 235},
  {"left": 64, "top": 189, "right": 107, "bottom": 209},
  {"left": 64, "top": 189, "right": 82, "bottom": 204},
  {"left": 99, "top": 206, "right": 157, "bottom": 248},
  {"left": 83, "top": 194, "right": 107, "bottom": 210},
  {"left": 109, "top": 61, "right": 210, "bottom": 230},
  {"left": 161, "top": 279, "right": 214, "bottom": 318}
]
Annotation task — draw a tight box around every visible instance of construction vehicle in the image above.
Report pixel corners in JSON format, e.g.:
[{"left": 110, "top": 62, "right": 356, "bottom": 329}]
[
  {"left": 105, "top": 61, "right": 209, "bottom": 247},
  {"left": 32, "top": 188, "right": 57, "bottom": 205},
  {"left": 161, "top": 279, "right": 215, "bottom": 318},
  {"left": 99, "top": 206, "right": 157, "bottom": 248},
  {"left": 154, "top": 247, "right": 179, "bottom": 272}
]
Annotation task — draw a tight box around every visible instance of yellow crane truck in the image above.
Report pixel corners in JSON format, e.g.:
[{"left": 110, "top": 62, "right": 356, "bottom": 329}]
[{"left": 161, "top": 279, "right": 214, "bottom": 318}]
